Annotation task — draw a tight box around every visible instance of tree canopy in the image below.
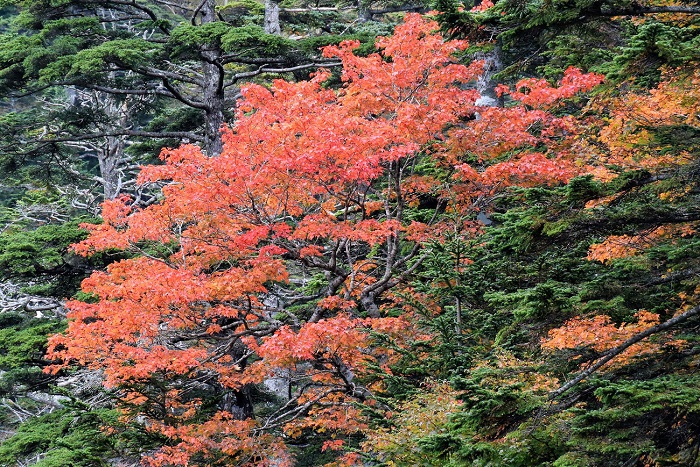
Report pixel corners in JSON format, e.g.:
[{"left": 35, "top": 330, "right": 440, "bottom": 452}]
[
  {"left": 0, "top": 1, "right": 699, "bottom": 466},
  {"left": 42, "top": 14, "right": 604, "bottom": 465}
]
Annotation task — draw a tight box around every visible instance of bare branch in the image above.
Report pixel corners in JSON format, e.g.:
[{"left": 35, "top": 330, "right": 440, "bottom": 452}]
[
  {"left": 152, "top": 0, "right": 195, "bottom": 12},
  {"left": 220, "top": 56, "right": 291, "bottom": 65},
  {"left": 281, "top": 6, "right": 347, "bottom": 12},
  {"left": 550, "top": 304, "right": 700, "bottom": 399},
  {"left": 160, "top": 78, "right": 208, "bottom": 110},
  {"left": 137, "top": 66, "right": 202, "bottom": 86},
  {"left": 24, "top": 129, "right": 203, "bottom": 144},
  {"left": 84, "top": 84, "right": 175, "bottom": 98},
  {"left": 225, "top": 61, "right": 342, "bottom": 87},
  {"left": 108, "top": 0, "right": 172, "bottom": 34},
  {"left": 192, "top": 0, "right": 208, "bottom": 25},
  {"left": 367, "top": 4, "right": 426, "bottom": 16}
]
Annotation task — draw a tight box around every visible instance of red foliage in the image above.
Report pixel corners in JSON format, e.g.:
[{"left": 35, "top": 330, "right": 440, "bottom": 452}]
[{"left": 46, "top": 14, "right": 602, "bottom": 465}]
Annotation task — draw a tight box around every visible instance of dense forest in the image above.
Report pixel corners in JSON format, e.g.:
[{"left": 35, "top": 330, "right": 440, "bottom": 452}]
[{"left": 0, "top": 0, "right": 699, "bottom": 465}]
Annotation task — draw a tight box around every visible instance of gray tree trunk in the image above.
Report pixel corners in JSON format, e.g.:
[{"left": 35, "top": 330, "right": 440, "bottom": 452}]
[
  {"left": 475, "top": 46, "right": 504, "bottom": 107},
  {"left": 357, "top": 0, "right": 372, "bottom": 22},
  {"left": 264, "top": 0, "right": 281, "bottom": 35},
  {"left": 201, "top": 63, "right": 225, "bottom": 156},
  {"left": 360, "top": 292, "right": 381, "bottom": 318},
  {"left": 98, "top": 136, "right": 125, "bottom": 200},
  {"left": 200, "top": 0, "right": 226, "bottom": 156}
]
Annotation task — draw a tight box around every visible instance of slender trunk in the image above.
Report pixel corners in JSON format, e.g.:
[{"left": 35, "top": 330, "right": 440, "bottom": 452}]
[
  {"left": 357, "top": 0, "right": 372, "bottom": 22},
  {"left": 455, "top": 296, "right": 462, "bottom": 334},
  {"left": 199, "top": 0, "right": 218, "bottom": 23},
  {"left": 198, "top": 2, "right": 252, "bottom": 418},
  {"left": 221, "top": 386, "right": 254, "bottom": 420},
  {"left": 221, "top": 339, "right": 255, "bottom": 420}
]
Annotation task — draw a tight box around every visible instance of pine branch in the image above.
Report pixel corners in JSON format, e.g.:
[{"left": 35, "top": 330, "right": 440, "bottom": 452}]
[{"left": 605, "top": 5, "right": 700, "bottom": 16}]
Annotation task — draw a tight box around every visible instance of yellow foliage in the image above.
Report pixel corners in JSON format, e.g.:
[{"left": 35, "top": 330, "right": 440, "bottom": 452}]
[{"left": 361, "top": 381, "right": 463, "bottom": 466}]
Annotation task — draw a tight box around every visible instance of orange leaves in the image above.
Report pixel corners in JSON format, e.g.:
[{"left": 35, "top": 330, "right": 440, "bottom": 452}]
[
  {"left": 498, "top": 67, "right": 604, "bottom": 109},
  {"left": 587, "top": 234, "right": 649, "bottom": 263},
  {"left": 72, "top": 196, "right": 134, "bottom": 255},
  {"left": 321, "top": 14, "right": 481, "bottom": 160},
  {"left": 45, "top": 257, "right": 217, "bottom": 384},
  {"left": 322, "top": 439, "right": 345, "bottom": 452},
  {"left": 48, "top": 18, "right": 489, "bottom": 461},
  {"left": 292, "top": 216, "right": 402, "bottom": 246},
  {"left": 445, "top": 67, "right": 603, "bottom": 203},
  {"left": 481, "top": 152, "right": 577, "bottom": 187},
  {"left": 290, "top": 394, "right": 368, "bottom": 434},
  {"left": 299, "top": 244, "right": 324, "bottom": 258},
  {"left": 595, "top": 68, "right": 700, "bottom": 172},
  {"left": 324, "top": 14, "right": 478, "bottom": 121},
  {"left": 255, "top": 315, "right": 369, "bottom": 366},
  {"left": 471, "top": 0, "right": 494, "bottom": 12},
  {"left": 99, "top": 194, "right": 132, "bottom": 225},
  {"left": 319, "top": 295, "right": 357, "bottom": 311},
  {"left": 43, "top": 13, "right": 611, "bottom": 466},
  {"left": 542, "top": 310, "right": 683, "bottom": 367},
  {"left": 587, "top": 223, "right": 698, "bottom": 263},
  {"left": 144, "top": 415, "right": 292, "bottom": 467}
]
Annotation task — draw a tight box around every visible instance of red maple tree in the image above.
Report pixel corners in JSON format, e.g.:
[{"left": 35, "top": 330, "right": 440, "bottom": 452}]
[{"left": 45, "top": 14, "right": 602, "bottom": 465}]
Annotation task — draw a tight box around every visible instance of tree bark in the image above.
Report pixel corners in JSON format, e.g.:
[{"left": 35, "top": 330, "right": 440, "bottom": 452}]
[
  {"left": 475, "top": 45, "right": 504, "bottom": 108},
  {"left": 200, "top": 0, "right": 226, "bottom": 156},
  {"left": 202, "top": 64, "right": 225, "bottom": 156},
  {"left": 264, "top": 0, "right": 281, "bottom": 35},
  {"left": 98, "top": 136, "right": 124, "bottom": 200},
  {"left": 360, "top": 292, "right": 381, "bottom": 318},
  {"left": 357, "top": 0, "right": 372, "bottom": 23}
]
